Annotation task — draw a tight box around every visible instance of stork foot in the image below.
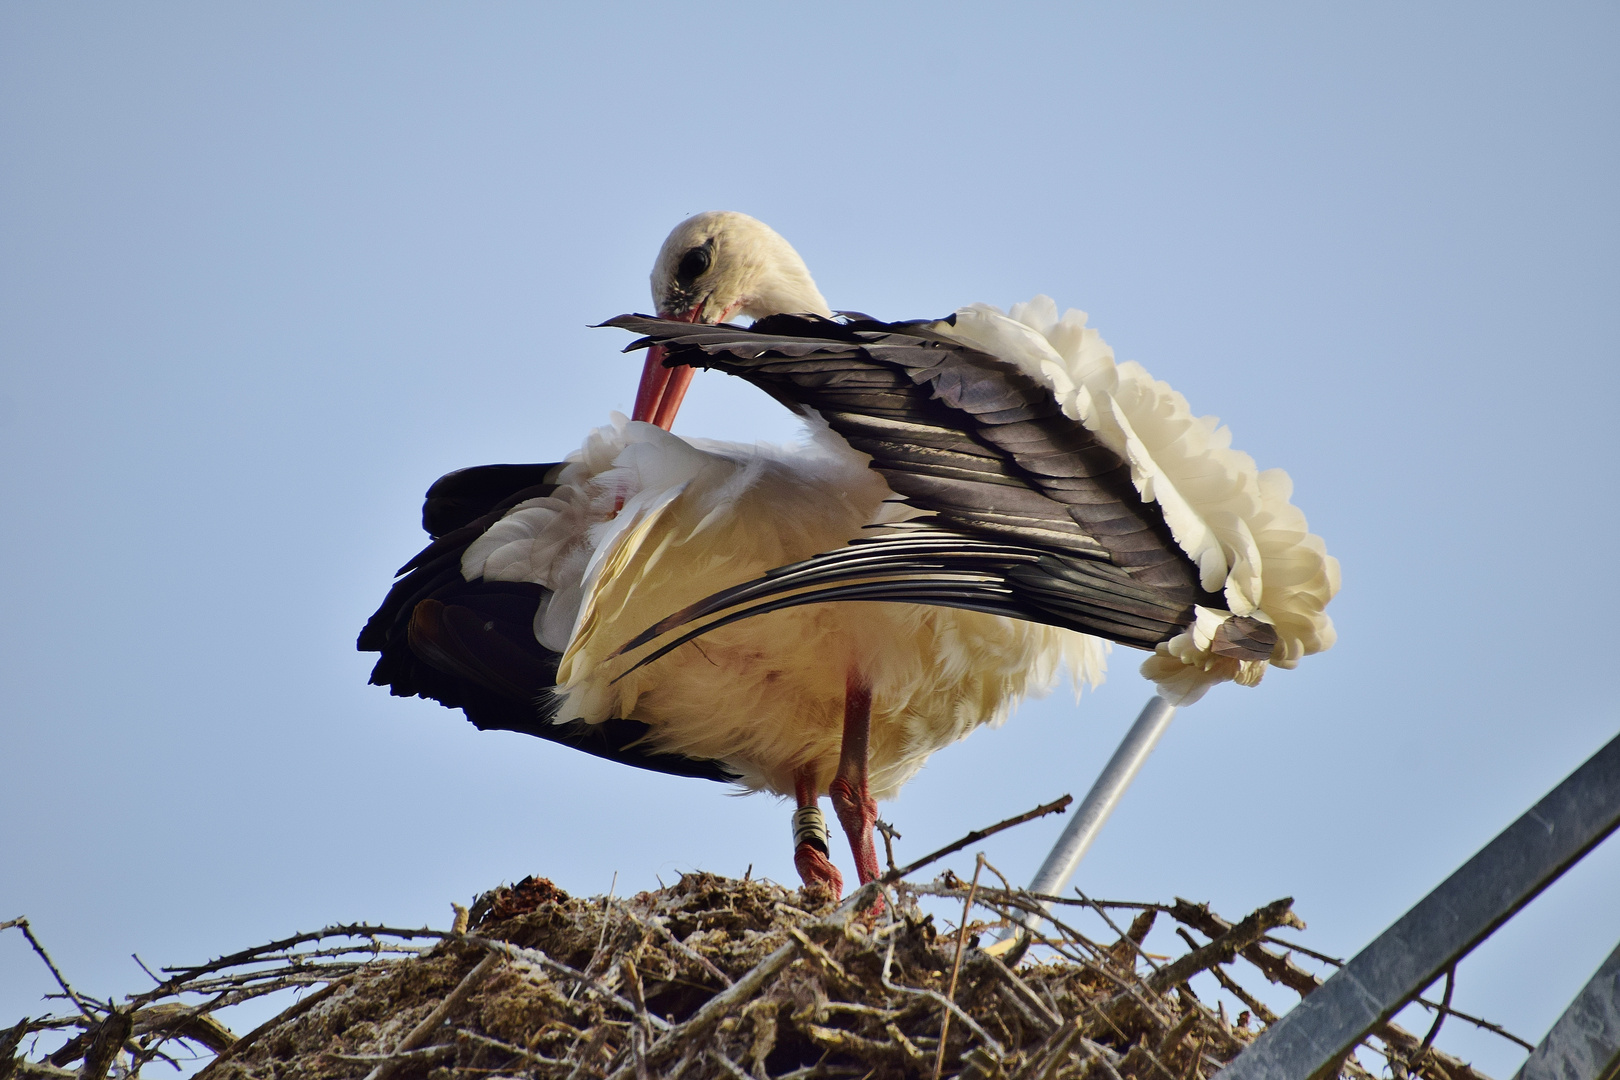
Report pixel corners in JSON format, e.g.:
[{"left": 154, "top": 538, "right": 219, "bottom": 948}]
[
  {"left": 794, "top": 841, "right": 844, "bottom": 897},
  {"left": 829, "top": 777, "right": 882, "bottom": 886}
]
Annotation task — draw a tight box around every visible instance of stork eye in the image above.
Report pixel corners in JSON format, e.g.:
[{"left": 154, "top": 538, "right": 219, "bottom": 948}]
[{"left": 676, "top": 245, "right": 711, "bottom": 283}]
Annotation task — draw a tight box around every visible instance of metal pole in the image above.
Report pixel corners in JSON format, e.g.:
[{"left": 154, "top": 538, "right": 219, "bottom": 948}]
[
  {"left": 1515, "top": 939, "right": 1620, "bottom": 1080},
  {"left": 1216, "top": 730, "right": 1620, "bottom": 1080},
  {"left": 1003, "top": 695, "right": 1177, "bottom": 937}
]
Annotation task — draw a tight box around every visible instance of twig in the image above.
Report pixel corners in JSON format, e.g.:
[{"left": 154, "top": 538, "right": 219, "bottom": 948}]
[
  {"left": 804, "top": 1023, "right": 917, "bottom": 1064},
  {"left": 617, "top": 902, "right": 732, "bottom": 987},
  {"left": 329, "top": 1045, "right": 457, "bottom": 1066},
  {"left": 1076, "top": 888, "right": 1163, "bottom": 977},
  {"left": 881, "top": 796, "right": 1071, "bottom": 884},
  {"left": 188, "top": 983, "right": 344, "bottom": 1080},
  {"left": 77, "top": 1007, "right": 132, "bottom": 1080},
  {"left": 574, "top": 872, "right": 619, "bottom": 1004},
  {"left": 974, "top": 953, "right": 1061, "bottom": 1032},
  {"left": 615, "top": 965, "right": 648, "bottom": 1036},
  {"left": 129, "top": 955, "right": 162, "bottom": 987},
  {"left": 1146, "top": 899, "right": 1301, "bottom": 992},
  {"left": 453, "top": 1027, "right": 566, "bottom": 1067},
  {"left": 362, "top": 951, "right": 500, "bottom": 1080},
  {"left": 1019, "top": 1018, "right": 1086, "bottom": 1080},
  {"left": 463, "top": 937, "right": 667, "bottom": 1031},
  {"left": 140, "top": 923, "right": 448, "bottom": 1003},
  {"left": 1173, "top": 929, "right": 1276, "bottom": 1024},
  {"left": 879, "top": 935, "right": 1005, "bottom": 1058},
  {"left": 609, "top": 939, "right": 801, "bottom": 1079},
  {"left": 709, "top": 1049, "right": 752, "bottom": 1080},
  {"left": 47, "top": 1004, "right": 233, "bottom": 1068},
  {"left": 935, "top": 854, "right": 985, "bottom": 1080},
  {"left": 1168, "top": 900, "right": 1500, "bottom": 1080},
  {"left": 1410, "top": 993, "right": 1534, "bottom": 1052},
  {"left": 979, "top": 858, "right": 1017, "bottom": 897},
  {"left": 786, "top": 928, "right": 851, "bottom": 988},
  {"left": 7, "top": 920, "right": 98, "bottom": 1023},
  {"left": 1416, "top": 966, "right": 1456, "bottom": 1059},
  {"left": 1258, "top": 935, "right": 1342, "bottom": 967},
  {"left": 1033, "top": 907, "right": 1172, "bottom": 1024},
  {"left": 876, "top": 820, "right": 902, "bottom": 875}
]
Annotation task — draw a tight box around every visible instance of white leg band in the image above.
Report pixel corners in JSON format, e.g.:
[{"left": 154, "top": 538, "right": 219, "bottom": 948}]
[{"left": 792, "top": 805, "right": 830, "bottom": 854}]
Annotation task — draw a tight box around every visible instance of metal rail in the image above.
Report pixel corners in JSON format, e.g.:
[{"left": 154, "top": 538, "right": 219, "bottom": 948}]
[
  {"left": 1515, "top": 940, "right": 1620, "bottom": 1080},
  {"left": 1216, "top": 731, "right": 1620, "bottom": 1080}
]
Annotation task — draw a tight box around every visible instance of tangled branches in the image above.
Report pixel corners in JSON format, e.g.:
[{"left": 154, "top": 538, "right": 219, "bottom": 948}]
[{"left": 3, "top": 801, "right": 1530, "bottom": 1080}]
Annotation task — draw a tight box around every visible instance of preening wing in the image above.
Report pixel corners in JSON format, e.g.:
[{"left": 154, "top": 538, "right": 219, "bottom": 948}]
[
  {"left": 600, "top": 314, "right": 1279, "bottom": 665},
  {"left": 603, "top": 313, "right": 1200, "bottom": 596}
]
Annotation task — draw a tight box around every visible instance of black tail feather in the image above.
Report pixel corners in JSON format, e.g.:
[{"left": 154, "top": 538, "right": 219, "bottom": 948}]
[{"left": 360, "top": 462, "right": 736, "bottom": 783}]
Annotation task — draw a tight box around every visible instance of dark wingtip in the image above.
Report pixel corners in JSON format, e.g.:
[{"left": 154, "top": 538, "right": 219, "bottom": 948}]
[
  {"left": 1211, "top": 615, "right": 1280, "bottom": 660},
  {"left": 594, "top": 313, "right": 657, "bottom": 329},
  {"left": 593, "top": 313, "right": 661, "bottom": 352}
]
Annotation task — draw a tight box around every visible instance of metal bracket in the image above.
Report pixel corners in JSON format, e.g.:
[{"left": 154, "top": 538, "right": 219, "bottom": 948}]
[
  {"left": 1515, "top": 940, "right": 1620, "bottom": 1080},
  {"left": 1216, "top": 731, "right": 1620, "bottom": 1080}
]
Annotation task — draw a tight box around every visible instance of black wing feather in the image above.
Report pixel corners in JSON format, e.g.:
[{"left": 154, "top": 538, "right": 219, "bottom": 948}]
[
  {"left": 422, "top": 462, "right": 567, "bottom": 537},
  {"left": 359, "top": 461, "right": 736, "bottom": 783},
  {"left": 605, "top": 524, "right": 1271, "bottom": 682},
  {"left": 604, "top": 313, "right": 1199, "bottom": 590},
  {"left": 600, "top": 314, "right": 1277, "bottom": 663}
]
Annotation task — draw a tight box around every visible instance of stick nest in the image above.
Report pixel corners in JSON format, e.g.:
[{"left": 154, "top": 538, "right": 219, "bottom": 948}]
[{"left": 6, "top": 867, "right": 1504, "bottom": 1080}]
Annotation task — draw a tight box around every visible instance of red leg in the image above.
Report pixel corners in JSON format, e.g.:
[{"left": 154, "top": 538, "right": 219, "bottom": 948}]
[
  {"left": 791, "top": 765, "right": 843, "bottom": 895},
  {"left": 828, "top": 673, "right": 882, "bottom": 886}
]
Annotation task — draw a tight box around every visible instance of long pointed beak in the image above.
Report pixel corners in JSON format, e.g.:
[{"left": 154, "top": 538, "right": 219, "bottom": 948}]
[{"left": 631, "top": 307, "right": 703, "bottom": 431}]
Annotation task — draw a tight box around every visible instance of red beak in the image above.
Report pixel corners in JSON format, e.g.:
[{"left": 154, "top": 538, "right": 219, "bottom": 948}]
[{"left": 631, "top": 307, "right": 702, "bottom": 431}]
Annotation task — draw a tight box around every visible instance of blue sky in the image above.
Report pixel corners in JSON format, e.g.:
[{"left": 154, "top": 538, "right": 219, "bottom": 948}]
[{"left": 2, "top": 4, "right": 1616, "bottom": 1074}]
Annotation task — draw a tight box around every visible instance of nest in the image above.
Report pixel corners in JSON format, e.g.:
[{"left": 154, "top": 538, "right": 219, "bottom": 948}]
[{"left": 6, "top": 865, "right": 1500, "bottom": 1080}]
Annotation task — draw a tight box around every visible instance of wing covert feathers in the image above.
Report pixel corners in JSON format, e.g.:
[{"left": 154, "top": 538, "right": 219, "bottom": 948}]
[{"left": 607, "top": 299, "right": 1337, "bottom": 705}]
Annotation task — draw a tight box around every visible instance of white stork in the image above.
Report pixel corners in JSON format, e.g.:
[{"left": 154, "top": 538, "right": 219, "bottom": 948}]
[{"left": 359, "top": 212, "right": 1338, "bottom": 895}]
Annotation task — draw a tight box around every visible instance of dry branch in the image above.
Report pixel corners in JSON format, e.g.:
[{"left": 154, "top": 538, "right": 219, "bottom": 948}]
[
  {"left": 1166, "top": 898, "right": 1511, "bottom": 1080},
  {"left": 5, "top": 807, "right": 1530, "bottom": 1080},
  {"left": 74, "top": 1008, "right": 130, "bottom": 1080},
  {"left": 1146, "top": 898, "right": 1301, "bottom": 992},
  {"left": 881, "top": 796, "right": 1071, "bottom": 884}
]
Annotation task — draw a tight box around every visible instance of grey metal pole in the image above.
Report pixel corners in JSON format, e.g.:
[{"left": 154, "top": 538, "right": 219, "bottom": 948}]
[
  {"left": 1514, "top": 939, "right": 1620, "bottom": 1080},
  {"left": 1002, "top": 694, "right": 1177, "bottom": 937},
  {"left": 1216, "top": 730, "right": 1620, "bottom": 1080}
]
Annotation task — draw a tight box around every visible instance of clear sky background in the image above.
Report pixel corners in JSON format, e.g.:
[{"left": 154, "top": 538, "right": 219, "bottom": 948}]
[{"left": 2, "top": 4, "right": 1617, "bottom": 1075}]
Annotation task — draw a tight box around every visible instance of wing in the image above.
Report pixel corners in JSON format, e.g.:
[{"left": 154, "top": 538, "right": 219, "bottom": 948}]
[
  {"left": 607, "top": 522, "right": 1275, "bottom": 681},
  {"left": 359, "top": 462, "right": 737, "bottom": 783},
  {"left": 421, "top": 462, "right": 566, "bottom": 538},
  {"left": 600, "top": 314, "right": 1274, "bottom": 663},
  {"left": 605, "top": 313, "right": 1200, "bottom": 593}
]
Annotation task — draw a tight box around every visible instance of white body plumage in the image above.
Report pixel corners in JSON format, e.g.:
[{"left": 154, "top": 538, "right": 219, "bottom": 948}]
[{"left": 462, "top": 410, "right": 1106, "bottom": 800}]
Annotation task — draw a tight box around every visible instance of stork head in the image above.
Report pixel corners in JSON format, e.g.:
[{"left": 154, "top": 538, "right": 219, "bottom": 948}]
[
  {"left": 635, "top": 212, "right": 832, "bottom": 430},
  {"left": 651, "top": 211, "right": 832, "bottom": 325}
]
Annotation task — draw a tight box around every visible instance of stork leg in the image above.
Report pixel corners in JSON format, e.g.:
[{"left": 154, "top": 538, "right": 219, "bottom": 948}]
[
  {"left": 829, "top": 674, "right": 883, "bottom": 887},
  {"left": 792, "top": 766, "right": 843, "bottom": 895}
]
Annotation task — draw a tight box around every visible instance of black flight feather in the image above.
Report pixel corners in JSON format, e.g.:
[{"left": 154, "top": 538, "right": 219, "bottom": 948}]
[
  {"left": 359, "top": 461, "right": 736, "bottom": 783},
  {"left": 600, "top": 313, "right": 1277, "bottom": 666}
]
